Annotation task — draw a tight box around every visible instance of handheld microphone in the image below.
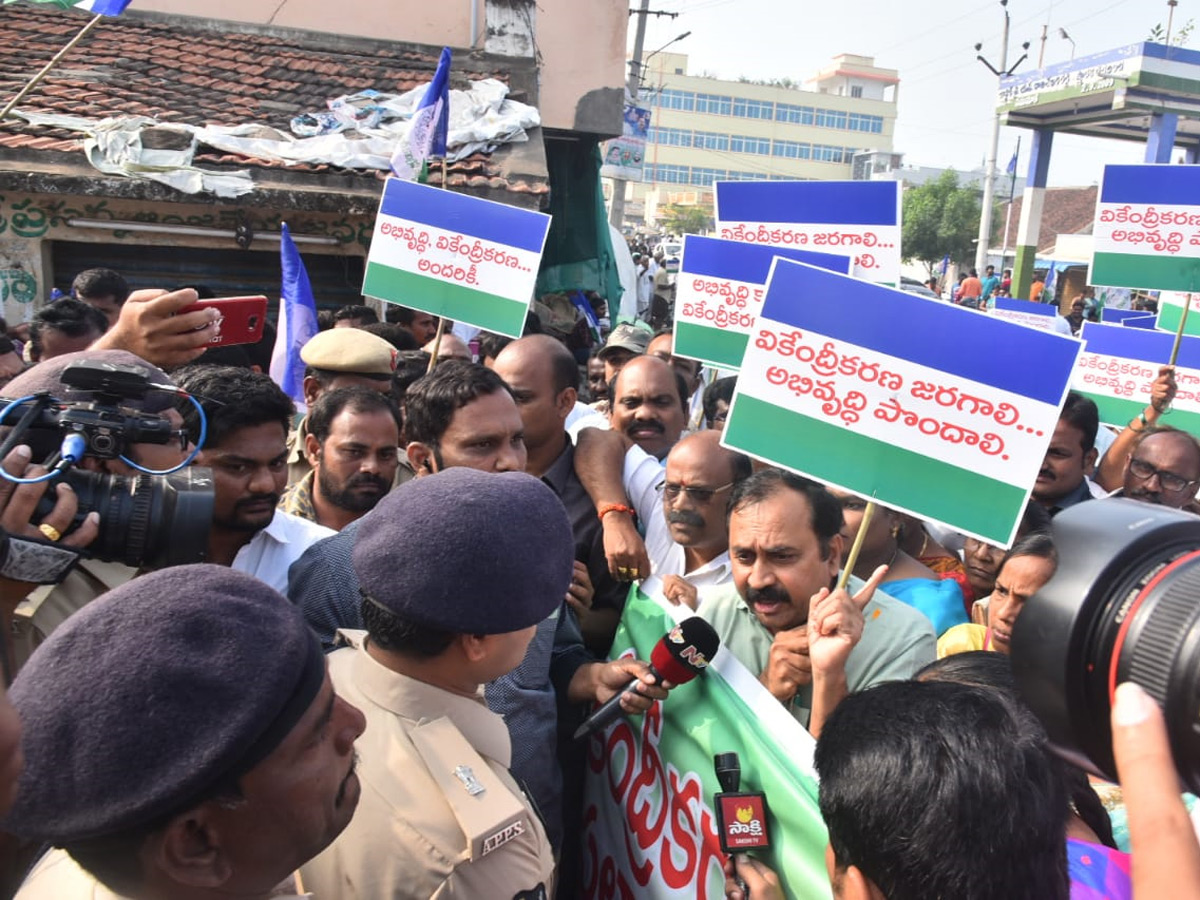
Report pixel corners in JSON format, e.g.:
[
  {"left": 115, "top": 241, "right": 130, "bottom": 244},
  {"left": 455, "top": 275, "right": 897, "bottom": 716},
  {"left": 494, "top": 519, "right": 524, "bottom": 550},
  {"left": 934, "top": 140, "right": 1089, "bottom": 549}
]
[
  {"left": 713, "top": 751, "right": 771, "bottom": 853},
  {"left": 572, "top": 616, "right": 719, "bottom": 742}
]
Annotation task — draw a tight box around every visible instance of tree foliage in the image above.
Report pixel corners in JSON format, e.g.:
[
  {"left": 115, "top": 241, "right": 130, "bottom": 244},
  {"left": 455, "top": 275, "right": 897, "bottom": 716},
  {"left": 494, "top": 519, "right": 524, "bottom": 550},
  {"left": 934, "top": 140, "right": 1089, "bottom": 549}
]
[
  {"left": 901, "top": 170, "right": 982, "bottom": 277},
  {"left": 660, "top": 204, "right": 712, "bottom": 236},
  {"left": 1149, "top": 19, "right": 1194, "bottom": 46}
]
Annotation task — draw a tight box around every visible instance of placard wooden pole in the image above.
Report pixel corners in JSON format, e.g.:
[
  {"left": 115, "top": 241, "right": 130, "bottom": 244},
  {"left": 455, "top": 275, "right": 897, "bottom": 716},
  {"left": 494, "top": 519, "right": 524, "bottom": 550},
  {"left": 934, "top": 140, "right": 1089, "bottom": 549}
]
[{"left": 837, "top": 499, "right": 877, "bottom": 592}]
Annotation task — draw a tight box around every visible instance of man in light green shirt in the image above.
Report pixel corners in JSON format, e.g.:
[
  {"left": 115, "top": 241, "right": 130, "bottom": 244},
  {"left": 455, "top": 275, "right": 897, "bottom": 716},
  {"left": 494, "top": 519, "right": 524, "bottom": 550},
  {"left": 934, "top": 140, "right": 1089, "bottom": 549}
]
[{"left": 697, "top": 469, "right": 935, "bottom": 734}]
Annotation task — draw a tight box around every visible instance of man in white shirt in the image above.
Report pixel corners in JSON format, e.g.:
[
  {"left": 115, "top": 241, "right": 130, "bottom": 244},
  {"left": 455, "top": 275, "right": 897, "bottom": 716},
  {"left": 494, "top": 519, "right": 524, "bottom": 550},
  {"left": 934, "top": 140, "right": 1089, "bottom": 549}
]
[{"left": 176, "top": 366, "right": 334, "bottom": 593}]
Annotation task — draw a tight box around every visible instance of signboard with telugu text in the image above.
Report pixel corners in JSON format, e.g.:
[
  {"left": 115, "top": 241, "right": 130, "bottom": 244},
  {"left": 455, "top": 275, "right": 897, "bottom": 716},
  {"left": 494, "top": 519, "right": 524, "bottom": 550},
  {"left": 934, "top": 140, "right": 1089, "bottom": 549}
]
[
  {"left": 1157, "top": 292, "right": 1200, "bottom": 337},
  {"left": 721, "top": 260, "right": 1082, "bottom": 546},
  {"left": 673, "top": 234, "right": 852, "bottom": 369},
  {"left": 713, "top": 180, "right": 900, "bottom": 284},
  {"left": 991, "top": 297, "right": 1060, "bottom": 333},
  {"left": 363, "top": 178, "right": 551, "bottom": 338},
  {"left": 1091, "top": 165, "right": 1200, "bottom": 294},
  {"left": 1075, "top": 322, "right": 1200, "bottom": 435}
]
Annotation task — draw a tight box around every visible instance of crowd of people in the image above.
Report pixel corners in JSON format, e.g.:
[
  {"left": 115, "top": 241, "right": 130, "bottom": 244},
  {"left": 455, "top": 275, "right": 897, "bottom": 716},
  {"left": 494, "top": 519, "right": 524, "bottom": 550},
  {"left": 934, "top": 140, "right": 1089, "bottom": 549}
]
[{"left": 0, "top": 266, "right": 1195, "bottom": 899}]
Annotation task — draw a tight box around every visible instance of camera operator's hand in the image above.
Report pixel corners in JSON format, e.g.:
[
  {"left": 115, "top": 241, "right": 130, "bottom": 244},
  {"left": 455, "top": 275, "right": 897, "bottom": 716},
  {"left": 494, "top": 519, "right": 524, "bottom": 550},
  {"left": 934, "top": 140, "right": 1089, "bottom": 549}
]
[
  {"left": 90, "top": 287, "right": 219, "bottom": 369},
  {"left": 0, "top": 446, "right": 100, "bottom": 550},
  {"left": 1112, "top": 681, "right": 1200, "bottom": 900}
]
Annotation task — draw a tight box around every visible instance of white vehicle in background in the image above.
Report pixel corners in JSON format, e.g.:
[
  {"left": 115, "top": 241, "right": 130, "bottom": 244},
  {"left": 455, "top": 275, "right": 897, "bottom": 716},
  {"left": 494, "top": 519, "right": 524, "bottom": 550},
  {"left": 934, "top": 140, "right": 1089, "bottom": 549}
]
[{"left": 661, "top": 241, "right": 682, "bottom": 280}]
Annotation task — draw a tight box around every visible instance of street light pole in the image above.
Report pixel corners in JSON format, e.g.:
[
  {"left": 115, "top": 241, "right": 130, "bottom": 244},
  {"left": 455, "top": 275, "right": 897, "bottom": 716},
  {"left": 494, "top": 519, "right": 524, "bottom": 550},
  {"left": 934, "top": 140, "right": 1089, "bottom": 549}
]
[{"left": 974, "top": 1, "right": 1028, "bottom": 277}]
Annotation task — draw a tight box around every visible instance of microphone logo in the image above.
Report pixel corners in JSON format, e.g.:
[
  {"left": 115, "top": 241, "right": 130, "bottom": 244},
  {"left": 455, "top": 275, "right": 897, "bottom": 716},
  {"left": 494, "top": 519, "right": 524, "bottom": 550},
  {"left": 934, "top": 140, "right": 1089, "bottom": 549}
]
[{"left": 679, "top": 644, "right": 710, "bottom": 669}]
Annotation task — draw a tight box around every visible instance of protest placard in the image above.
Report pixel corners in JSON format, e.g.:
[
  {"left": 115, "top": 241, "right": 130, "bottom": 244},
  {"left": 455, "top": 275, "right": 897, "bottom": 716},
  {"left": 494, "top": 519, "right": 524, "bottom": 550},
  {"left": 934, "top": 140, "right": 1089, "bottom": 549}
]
[
  {"left": 1075, "top": 322, "right": 1200, "bottom": 434},
  {"left": 600, "top": 104, "right": 650, "bottom": 182},
  {"left": 1091, "top": 165, "right": 1200, "bottom": 293},
  {"left": 714, "top": 180, "right": 900, "bottom": 283},
  {"left": 673, "top": 234, "right": 852, "bottom": 369},
  {"left": 722, "top": 260, "right": 1081, "bottom": 546},
  {"left": 582, "top": 581, "right": 831, "bottom": 900},
  {"left": 362, "top": 177, "right": 551, "bottom": 338},
  {"left": 991, "top": 297, "right": 1060, "bottom": 332},
  {"left": 1157, "top": 291, "right": 1200, "bottom": 337},
  {"left": 1102, "top": 308, "right": 1149, "bottom": 325},
  {"left": 1124, "top": 315, "right": 1159, "bottom": 330}
]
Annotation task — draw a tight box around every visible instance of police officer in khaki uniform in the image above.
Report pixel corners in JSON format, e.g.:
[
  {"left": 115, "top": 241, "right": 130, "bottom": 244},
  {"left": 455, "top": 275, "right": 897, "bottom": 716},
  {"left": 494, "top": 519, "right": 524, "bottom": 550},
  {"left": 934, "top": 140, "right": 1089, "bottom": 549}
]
[
  {"left": 301, "top": 468, "right": 571, "bottom": 899},
  {"left": 5, "top": 564, "right": 365, "bottom": 900},
  {"left": 287, "top": 328, "right": 398, "bottom": 486}
]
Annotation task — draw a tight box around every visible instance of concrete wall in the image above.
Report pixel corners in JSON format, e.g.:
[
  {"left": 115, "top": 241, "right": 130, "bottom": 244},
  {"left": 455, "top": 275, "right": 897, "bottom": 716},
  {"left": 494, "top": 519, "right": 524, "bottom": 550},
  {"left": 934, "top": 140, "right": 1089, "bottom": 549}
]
[{"left": 132, "top": 0, "right": 626, "bottom": 135}]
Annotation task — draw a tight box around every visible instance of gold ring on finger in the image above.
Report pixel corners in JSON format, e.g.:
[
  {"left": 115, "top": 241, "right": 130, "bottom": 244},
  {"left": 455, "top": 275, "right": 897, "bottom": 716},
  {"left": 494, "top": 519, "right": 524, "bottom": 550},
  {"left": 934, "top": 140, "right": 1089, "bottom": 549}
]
[{"left": 38, "top": 523, "right": 62, "bottom": 542}]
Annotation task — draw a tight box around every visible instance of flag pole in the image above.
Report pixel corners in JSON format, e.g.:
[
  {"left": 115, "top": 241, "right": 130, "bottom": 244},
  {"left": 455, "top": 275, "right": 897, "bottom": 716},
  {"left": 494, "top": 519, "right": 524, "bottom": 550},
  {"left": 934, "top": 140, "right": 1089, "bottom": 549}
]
[
  {"left": 0, "top": 14, "right": 104, "bottom": 121},
  {"left": 425, "top": 155, "right": 450, "bottom": 373},
  {"left": 837, "top": 498, "right": 877, "bottom": 592}
]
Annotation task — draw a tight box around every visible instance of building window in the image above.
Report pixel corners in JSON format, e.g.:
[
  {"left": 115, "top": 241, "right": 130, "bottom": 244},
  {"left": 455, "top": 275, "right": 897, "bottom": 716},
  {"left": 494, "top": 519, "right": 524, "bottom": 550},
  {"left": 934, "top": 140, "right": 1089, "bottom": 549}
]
[
  {"left": 695, "top": 93, "right": 733, "bottom": 116},
  {"left": 649, "top": 126, "right": 693, "bottom": 147},
  {"left": 730, "top": 135, "right": 771, "bottom": 155},
  {"left": 848, "top": 113, "right": 885, "bottom": 134},
  {"left": 694, "top": 130, "right": 730, "bottom": 151},
  {"left": 654, "top": 89, "right": 695, "bottom": 111},
  {"left": 772, "top": 140, "right": 812, "bottom": 159},
  {"left": 690, "top": 167, "right": 726, "bottom": 187},
  {"left": 775, "top": 103, "right": 814, "bottom": 125},
  {"left": 815, "top": 109, "right": 848, "bottom": 129},
  {"left": 850, "top": 85, "right": 863, "bottom": 98},
  {"left": 812, "top": 144, "right": 851, "bottom": 163},
  {"left": 733, "top": 98, "right": 775, "bottom": 120},
  {"left": 648, "top": 163, "right": 690, "bottom": 184}
]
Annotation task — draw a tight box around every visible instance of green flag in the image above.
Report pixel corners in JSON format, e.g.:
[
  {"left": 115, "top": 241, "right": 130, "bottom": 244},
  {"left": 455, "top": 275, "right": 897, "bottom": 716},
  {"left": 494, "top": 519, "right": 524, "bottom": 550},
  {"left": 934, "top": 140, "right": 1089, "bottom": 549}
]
[{"left": 580, "top": 582, "right": 832, "bottom": 899}]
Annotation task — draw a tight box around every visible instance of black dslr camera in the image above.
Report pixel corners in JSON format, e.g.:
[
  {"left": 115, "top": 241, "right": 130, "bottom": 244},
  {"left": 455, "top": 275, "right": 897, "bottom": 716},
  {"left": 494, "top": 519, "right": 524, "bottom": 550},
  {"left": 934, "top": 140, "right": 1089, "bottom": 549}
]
[
  {"left": 0, "top": 360, "right": 213, "bottom": 569},
  {"left": 1012, "top": 497, "right": 1200, "bottom": 793}
]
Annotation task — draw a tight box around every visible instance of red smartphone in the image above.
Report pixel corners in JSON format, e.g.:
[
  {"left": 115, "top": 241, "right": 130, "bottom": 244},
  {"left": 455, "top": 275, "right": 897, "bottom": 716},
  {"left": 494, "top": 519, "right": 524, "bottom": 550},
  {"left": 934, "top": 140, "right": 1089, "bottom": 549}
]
[{"left": 178, "top": 295, "right": 268, "bottom": 347}]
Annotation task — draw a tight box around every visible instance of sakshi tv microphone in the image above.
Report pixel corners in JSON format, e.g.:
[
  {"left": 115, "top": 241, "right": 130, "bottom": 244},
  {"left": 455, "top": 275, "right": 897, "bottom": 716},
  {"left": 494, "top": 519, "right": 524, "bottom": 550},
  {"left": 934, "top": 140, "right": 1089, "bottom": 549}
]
[
  {"left": 713, "top": 751, "right": 771, "bottom": 854},
  {"left": 572, "top": 616, "right": 720, "bottom": 742}
]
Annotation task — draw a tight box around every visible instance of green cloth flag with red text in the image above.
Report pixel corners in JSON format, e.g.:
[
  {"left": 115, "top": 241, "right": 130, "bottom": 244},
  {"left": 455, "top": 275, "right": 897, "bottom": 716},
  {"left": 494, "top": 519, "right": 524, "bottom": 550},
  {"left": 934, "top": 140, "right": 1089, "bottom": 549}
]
[{"left": 580, "top": 580, "right": 831, "bottom": 899}]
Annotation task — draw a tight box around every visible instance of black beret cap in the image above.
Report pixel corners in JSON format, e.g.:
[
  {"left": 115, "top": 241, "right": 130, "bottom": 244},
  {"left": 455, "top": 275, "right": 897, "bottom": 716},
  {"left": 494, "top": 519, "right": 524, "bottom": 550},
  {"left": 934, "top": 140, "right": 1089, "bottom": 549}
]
[
  {"left": 353, "top": 468, "right": 574, "bottom": 634},
  {"left": 4, "top": 565, "right": 326, "bottom": 843},
  {"left": 2, "top": 349, "right": 176, "bottom": 414}
]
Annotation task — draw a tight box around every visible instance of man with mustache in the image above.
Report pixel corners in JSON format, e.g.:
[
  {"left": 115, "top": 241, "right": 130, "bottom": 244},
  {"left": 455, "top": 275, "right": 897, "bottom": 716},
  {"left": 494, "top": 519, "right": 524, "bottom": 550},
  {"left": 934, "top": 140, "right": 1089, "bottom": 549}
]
[
  {"left": 607, "top": 355, "right": 688, "bottom": 461},
  {"left": 1032, "top": 391, "right": 1106, "bottom": 516},
  {"left": 696, "top": 469, "right": 935, "bottom": 735},
  {"left": 650, "top": 431, "right": 751, "bottom": 610},
  {"left": 280, "top": 387, "right": 401, "bottom": 531},
  {"left": 1117, "top": 427, "right": 1200, "bottom": 509},
  {"left": 175, "top": 366, "right": 334, "bottom": 593}
]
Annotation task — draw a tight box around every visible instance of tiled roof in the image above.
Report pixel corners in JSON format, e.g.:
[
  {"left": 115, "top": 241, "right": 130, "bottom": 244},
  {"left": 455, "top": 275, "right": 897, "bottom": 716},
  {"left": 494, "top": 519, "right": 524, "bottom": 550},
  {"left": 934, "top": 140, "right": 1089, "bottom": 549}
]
[
  {"left": 0, "top": 5, "right": 548, "bottom": 199},
  {"left": 998, "top": 185, "right": 1098, "bottom": 253}
]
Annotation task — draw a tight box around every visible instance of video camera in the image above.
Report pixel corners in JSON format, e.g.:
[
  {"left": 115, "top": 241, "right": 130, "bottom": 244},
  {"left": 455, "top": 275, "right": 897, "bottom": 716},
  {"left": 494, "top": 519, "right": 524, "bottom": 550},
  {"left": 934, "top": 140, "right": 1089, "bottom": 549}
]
[
  {"left": 1012, "top": 497, "right": 1200, "bottom": 793},
  {"left": 0, "top": 360, "right": 213, "bottom": 570}
]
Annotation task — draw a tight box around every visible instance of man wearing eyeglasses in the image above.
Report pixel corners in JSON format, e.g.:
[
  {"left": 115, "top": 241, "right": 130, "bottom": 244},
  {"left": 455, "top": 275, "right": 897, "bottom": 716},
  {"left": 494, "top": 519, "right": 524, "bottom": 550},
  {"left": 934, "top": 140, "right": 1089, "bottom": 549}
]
[
  {"left": 1119, "top": 426, "right": 1200, "bottom": 509},
  {"left": 654, "top": 431, "right": 752, "bottom": 610}
]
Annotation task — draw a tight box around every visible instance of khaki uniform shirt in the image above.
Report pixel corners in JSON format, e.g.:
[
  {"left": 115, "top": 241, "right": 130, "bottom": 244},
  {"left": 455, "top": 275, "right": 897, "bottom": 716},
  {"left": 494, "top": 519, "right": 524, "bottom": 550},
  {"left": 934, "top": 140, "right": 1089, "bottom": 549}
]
[
  {"left": 12, "top": 559, "right": 139, "bottom": 673},
  {"left": 286, "top": 414, "right": 313, "bottom": 488},
  {"left": 301, "top": 637, "right": 555, "bottom": 900},
  {"left": 16, "top": 848, "right": 311, "bottom": 899}
]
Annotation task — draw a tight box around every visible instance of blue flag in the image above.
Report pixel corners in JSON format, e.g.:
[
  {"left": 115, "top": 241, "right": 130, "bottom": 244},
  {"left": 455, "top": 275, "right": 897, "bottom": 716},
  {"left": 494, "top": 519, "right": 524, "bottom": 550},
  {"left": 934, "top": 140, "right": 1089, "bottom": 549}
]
[
  {"left": 569, "top": 290, "right": 601, "bottom": 344},
  {"left": 1005, "top": 149, "right": 1018, "bottom": 176},
  {"left": 391, "top": 47, "right": 452, "bottom": 179},
  {"left": 270, "top": 223, "right": 320, "bottom": 408},
  {"left": 1043, "top": 263, "right": 1058, "bottom": 302},
  {"left": 940, "top": 254, "right": 950, "bottom": 277},
  {"left": 3, "top": 0, "right": 132, "bottom": 13}
]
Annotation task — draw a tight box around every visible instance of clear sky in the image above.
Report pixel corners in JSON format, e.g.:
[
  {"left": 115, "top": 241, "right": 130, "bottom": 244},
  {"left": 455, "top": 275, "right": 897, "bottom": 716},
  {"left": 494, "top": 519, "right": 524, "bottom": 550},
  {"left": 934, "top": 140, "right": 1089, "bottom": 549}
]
[{"left": 630, "top": 0, "right": 1181, "bottom": 187}]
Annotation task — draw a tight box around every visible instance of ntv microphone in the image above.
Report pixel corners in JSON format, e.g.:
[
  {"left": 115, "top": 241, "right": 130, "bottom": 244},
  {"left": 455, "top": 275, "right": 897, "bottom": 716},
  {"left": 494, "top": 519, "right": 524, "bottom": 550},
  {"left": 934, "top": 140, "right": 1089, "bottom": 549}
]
[
  {"left": 572, "top": 615, "right": 720, "bottom": 742},
  {"left": 713, "top": 752, "right": 771, "bottom": 854}
]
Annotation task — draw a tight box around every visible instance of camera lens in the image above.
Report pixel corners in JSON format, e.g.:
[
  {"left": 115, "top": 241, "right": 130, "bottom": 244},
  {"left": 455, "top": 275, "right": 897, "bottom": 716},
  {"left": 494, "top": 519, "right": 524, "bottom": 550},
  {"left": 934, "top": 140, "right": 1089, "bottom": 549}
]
[
  {"left": 1011, "top": 497, "right": 1200, "bottom": 791},
  {"left": 37, "top": 467, "right": 214, "bottom": 569}
]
